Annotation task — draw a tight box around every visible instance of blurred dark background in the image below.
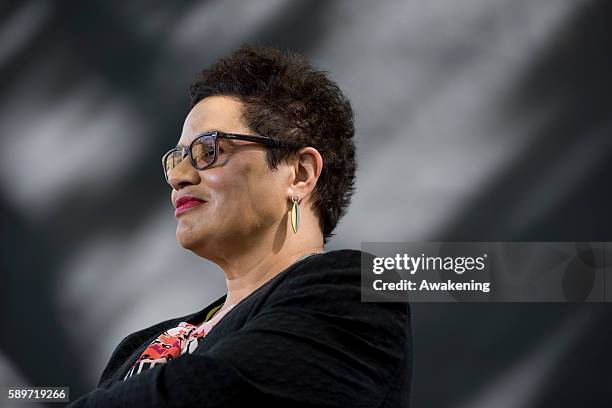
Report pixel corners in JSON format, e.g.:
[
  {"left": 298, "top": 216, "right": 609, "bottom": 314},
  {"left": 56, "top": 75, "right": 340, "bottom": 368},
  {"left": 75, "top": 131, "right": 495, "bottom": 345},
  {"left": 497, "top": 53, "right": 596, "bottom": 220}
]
[{"left": 1, "top": 0, "right": 611, "bottom": 407}]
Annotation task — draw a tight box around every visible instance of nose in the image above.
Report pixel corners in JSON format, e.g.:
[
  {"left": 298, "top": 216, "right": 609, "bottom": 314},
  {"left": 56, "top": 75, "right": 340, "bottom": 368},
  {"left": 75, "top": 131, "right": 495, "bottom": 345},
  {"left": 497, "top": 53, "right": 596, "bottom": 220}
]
[{"left": 167, "top": 158, "right": 201, "bottom": 190}]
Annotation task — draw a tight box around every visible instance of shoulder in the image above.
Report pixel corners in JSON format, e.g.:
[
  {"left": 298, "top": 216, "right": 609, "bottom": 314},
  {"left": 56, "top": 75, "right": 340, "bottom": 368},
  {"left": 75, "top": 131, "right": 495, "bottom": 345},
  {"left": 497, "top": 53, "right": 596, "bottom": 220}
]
[
  {"left": 272, "top": 248, "right": 383, "bottom": 294},
  {"left": 263, "top": 248, "right": 411, "bottom": 335}
]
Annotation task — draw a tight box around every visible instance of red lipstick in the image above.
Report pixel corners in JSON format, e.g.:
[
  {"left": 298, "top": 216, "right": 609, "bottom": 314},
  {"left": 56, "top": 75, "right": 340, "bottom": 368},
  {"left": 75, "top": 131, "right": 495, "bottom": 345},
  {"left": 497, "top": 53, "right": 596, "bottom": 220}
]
[{"left": 175, "top": 196, "right": 206, "bottom": 217}]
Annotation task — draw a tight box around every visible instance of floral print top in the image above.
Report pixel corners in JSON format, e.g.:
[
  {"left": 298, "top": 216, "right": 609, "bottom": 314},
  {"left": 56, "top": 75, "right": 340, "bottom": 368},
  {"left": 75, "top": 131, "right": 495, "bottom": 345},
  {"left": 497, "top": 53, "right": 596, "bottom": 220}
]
[{"left": 123, "top": 303, "right": 234, "bottom": 380}]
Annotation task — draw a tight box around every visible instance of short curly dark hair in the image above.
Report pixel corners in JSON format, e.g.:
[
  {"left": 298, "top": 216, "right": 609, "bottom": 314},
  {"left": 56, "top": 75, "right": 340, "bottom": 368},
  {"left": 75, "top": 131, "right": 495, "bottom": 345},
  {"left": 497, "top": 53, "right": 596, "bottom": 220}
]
[{"left": 189, "top": 44, "right": 356, "bottom": 243}]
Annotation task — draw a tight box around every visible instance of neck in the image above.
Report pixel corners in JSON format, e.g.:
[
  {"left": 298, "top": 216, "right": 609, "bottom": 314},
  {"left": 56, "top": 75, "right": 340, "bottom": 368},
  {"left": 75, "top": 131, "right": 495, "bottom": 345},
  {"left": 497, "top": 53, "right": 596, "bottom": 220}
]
[{"left": 208, "top": 222, "right": 324, "bottom": 308}]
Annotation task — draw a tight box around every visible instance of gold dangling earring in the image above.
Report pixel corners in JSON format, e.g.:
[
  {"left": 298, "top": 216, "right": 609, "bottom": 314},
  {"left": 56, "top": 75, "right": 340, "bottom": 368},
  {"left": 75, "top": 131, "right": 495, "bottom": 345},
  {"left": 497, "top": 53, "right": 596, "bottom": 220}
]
[{"left": 291, "top": 195, "right": 300, "bottom": 233}]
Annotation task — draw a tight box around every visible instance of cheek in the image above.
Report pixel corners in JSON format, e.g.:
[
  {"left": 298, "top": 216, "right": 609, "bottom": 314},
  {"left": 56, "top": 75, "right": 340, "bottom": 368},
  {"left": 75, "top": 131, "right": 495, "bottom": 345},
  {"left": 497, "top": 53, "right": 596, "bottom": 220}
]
[
  {"left": 247, "top": 173, "right": 288, "bottom": 220},
  {"left": 201, "top": 170, "right": 231, "bottom": 196},
  {"left": 199, "top": 167, "right": 256, "bottom": 217},
  {"left": 200, "top": 156, "right": 287, "bottom": 224}
]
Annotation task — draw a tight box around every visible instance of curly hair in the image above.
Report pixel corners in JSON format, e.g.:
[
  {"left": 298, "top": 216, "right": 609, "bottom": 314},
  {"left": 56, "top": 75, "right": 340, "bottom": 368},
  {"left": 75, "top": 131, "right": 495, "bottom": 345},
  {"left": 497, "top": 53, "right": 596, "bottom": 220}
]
[{"left": 189, "top": 44, "right": 356, "bottom": 243}]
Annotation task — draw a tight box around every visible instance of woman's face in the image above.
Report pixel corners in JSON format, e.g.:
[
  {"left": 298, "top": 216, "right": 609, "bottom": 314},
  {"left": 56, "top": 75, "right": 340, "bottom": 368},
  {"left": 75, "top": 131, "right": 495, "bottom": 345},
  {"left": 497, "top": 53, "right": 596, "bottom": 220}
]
[{"left": 168, "top": 96, "right": 292, "bottom": 258}]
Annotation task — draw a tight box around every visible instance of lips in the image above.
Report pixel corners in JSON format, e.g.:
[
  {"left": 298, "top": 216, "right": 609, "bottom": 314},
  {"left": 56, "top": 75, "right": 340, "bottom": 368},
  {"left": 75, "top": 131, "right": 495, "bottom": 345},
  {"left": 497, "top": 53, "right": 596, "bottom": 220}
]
[{"left": 175, "top": 195, "right": 206, "bottom": 217}]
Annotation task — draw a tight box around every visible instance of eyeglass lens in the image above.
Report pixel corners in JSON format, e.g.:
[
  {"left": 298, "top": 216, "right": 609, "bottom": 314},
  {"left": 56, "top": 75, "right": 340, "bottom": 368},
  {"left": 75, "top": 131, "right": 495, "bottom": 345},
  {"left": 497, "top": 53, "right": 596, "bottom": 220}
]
[{"left": 164, "top": 135, "right": 216, "bottom": 176}]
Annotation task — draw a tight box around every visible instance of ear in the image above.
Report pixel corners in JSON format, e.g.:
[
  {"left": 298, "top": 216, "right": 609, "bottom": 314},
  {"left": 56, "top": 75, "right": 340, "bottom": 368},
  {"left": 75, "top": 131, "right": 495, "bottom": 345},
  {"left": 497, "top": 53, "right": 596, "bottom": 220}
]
[{"left": 288, "top": 147, "right": 323, "bottom": 204}]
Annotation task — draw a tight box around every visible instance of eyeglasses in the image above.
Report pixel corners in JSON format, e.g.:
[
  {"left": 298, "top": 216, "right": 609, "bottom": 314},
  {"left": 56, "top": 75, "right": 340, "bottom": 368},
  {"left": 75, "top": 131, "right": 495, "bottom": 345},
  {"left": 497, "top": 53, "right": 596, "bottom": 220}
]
[{"left": 162, "top": 130, "right": 298, "bottom": 181}]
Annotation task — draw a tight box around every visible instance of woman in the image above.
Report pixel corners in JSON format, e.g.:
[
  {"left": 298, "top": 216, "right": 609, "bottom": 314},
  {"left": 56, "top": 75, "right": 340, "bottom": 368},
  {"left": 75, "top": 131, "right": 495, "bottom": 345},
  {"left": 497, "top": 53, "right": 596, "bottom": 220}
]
[{"left": 69, "top": 44, "right": 412, "bottom": 407}]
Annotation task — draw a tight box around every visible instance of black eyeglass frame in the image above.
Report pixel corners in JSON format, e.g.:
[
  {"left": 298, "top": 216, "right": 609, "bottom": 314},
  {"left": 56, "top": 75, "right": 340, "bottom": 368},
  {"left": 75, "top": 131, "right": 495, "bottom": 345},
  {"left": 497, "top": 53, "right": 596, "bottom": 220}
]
[{"left": 162, "top": 130, "right": 299, "bottom": 181}]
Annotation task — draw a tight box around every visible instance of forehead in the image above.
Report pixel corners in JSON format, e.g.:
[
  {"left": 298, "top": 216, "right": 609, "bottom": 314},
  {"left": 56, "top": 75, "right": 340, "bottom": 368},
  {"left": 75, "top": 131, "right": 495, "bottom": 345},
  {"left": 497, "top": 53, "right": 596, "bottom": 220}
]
[{"left": 178, "top": 96, "right": 250, "bottom": 146}]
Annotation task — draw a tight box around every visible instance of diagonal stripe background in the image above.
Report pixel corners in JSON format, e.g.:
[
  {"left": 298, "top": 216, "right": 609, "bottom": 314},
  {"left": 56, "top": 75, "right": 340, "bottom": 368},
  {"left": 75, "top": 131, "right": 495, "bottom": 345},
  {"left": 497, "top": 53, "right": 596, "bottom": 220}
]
[{"left": 1, "top": 0, "right": 611, "bottom": 406}]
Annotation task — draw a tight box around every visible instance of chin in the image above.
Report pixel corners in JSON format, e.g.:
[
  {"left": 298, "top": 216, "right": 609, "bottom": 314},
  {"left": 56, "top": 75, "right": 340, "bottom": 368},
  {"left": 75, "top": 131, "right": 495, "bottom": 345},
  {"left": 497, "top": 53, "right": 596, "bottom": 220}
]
[{"left": 176, "top": 225, "right": 208, "bottom": 250}]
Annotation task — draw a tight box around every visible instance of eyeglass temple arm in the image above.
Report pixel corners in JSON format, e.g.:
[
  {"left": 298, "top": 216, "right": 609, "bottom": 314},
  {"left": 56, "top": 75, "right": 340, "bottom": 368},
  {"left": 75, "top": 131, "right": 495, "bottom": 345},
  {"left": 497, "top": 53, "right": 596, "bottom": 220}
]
[{"left": 221, "top": 133, "right": 299, "bottom": 148}]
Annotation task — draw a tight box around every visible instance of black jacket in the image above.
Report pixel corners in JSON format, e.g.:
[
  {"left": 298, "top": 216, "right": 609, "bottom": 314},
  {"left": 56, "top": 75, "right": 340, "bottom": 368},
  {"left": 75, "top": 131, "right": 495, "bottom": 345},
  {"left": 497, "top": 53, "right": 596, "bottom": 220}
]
[{"left": 68, "top": 249, "right": 413, "bottom": 407}]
